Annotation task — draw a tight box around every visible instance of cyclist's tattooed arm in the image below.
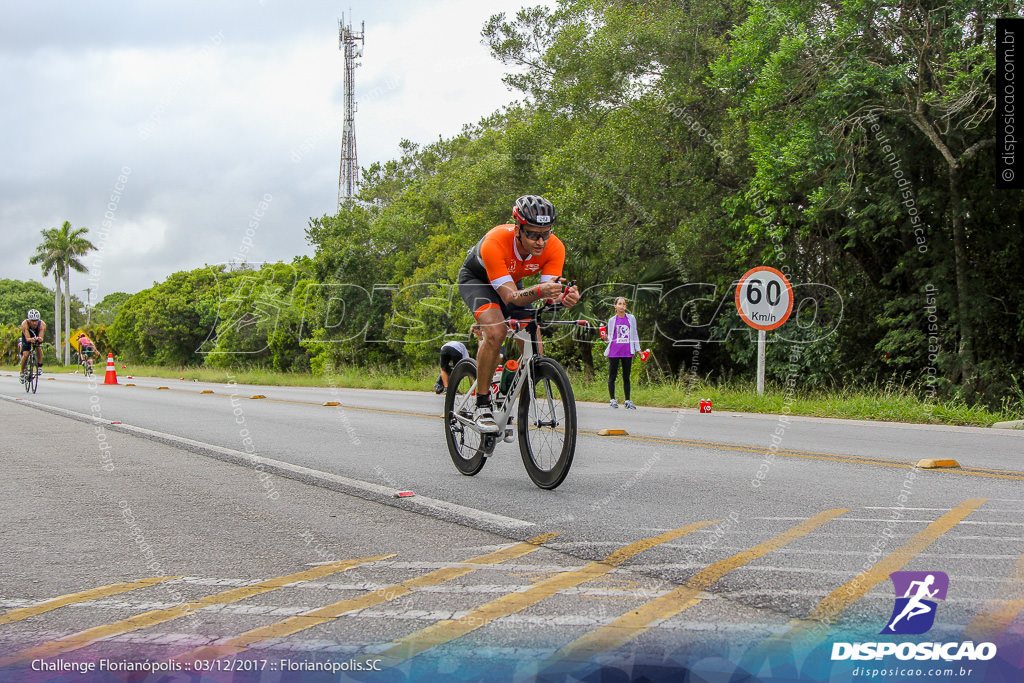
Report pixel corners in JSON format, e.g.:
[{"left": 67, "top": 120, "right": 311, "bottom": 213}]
[
  {"left": 500, "top": 280, "right": 564, "bottom": 306},
  {"left": 509, "top": 287, "right": 539, "bottom": 305}
]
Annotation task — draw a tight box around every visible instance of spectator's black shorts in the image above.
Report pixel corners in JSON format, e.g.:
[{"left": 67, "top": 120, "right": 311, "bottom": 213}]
[{"left": 439, "top": 346, "right": 464, "bottom": 375}]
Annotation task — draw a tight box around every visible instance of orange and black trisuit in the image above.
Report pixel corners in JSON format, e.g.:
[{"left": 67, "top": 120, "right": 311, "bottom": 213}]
[{"left": 458, "top": 224, "right": 566, "bottom": 319}]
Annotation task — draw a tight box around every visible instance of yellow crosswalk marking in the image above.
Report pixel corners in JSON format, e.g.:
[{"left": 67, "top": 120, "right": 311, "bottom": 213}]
[
  {"left": 377, "top": 521, "right": 718, "bottom": 665},
  {"left": 0, "top": 555, "right": 391, "bottom": 667},
  {"left": 0, "top": 577, "right": 181, "bottom": 626},
  {"left": 175, "top": 532, "right": 560, "bottom": 662},
  {"left": 963, "top": 551, "right": 1024, "bottom": 643},
  {"left": 551, "top": 508, "right": 849, "bottom": 664},
  {"left": 748, "top": 497, "right": 987, "bottom": 664}
]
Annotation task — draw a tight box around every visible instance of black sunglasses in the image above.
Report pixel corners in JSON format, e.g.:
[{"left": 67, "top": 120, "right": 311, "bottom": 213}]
[{"left": 519, "top": 225, "right": 553, "bottom": 241}]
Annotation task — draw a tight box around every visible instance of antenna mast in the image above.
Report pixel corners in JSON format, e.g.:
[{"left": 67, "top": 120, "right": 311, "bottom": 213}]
[{"left": 338, "top": 13, "right": 364, "bottom": 209}]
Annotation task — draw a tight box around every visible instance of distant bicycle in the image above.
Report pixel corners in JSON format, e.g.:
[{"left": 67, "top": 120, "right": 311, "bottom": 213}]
[
  {"left": 76, "top": 334, "right": 97, "bottom": 377},
  {"left": 22, "top": 341, "right": 41, "bottom": 394},
  {"left": 444, "top": 302, "right": 592, "bottom": 489},
  {"left": 79, "top": 351, "right": 95, "bottom": 377}
]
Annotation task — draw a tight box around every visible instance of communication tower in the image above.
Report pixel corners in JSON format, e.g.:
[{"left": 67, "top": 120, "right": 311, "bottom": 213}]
[{"left": 337, "top": 13, "right": 364, "bottom": 208}]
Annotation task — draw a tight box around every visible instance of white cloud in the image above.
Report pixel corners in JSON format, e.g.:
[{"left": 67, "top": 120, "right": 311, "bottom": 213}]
[{"left": 0, "top": 0, "right": 549, "bottom": 302}]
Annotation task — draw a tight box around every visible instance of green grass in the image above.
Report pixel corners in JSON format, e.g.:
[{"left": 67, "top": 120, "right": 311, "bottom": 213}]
[
  {"left": 570, "top": 374, "right": 1018, "bottom": 427},
  {"left": 4, "top": 362, "right": 1020, "bottom": 428}
]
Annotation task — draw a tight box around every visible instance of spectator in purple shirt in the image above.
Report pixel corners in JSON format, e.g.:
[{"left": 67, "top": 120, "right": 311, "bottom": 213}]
[{"left": 604, "top": 297, "right": 641, "bottom": 409}]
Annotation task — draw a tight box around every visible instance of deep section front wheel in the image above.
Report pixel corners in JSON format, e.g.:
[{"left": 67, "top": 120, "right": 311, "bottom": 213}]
[
  {"left": 517, "top": 357, "right": 576, "bottom": 489},
  {"left": 444, "top": 358, "right": 486, "bottom": 476}
]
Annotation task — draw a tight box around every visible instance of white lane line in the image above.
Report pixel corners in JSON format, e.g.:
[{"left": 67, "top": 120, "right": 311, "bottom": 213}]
[{"left": 1, "top": 396, "right": 534, "bottom": 531}]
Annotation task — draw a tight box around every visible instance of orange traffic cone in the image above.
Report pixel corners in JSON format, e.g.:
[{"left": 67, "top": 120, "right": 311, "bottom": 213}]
[{"left": 104, "top": 353, "right": 119, "bottom": 385}]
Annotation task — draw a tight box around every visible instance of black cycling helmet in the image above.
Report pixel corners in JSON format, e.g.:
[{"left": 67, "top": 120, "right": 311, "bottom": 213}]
[{"left": 512, "top": 195, "right": 557, "bottom": 228}]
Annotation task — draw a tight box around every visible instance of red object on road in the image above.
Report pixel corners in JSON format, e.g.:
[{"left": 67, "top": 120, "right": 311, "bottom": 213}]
[
  {"left": 699, "top": 398, "right": 712, "bottom": 413},
  {"left": 394, "top": 491, "right": 415, "bottom": 498}
]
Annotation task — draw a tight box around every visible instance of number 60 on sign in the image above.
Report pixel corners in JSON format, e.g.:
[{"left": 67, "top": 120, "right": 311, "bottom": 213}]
[{"left": 734, "top": 266, "right": 793, "bottom": 331}]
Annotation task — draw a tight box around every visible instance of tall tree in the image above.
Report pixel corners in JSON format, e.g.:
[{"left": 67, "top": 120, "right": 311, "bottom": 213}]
[
  {"left": 711, "top": 0, "right": 1021, "bottom": 399},
  {"left": 29, "top": 221, "right": 95, "bottom": 365},
  {"left": 28, "top": 228, "right": 63, "bottom": 361},
  {"left": 61, "top": 222, "right": 94, "bottom": 365}
]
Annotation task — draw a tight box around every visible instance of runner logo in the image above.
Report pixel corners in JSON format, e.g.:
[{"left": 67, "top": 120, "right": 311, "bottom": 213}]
[{"left": 880, "top": 571, "right": 948, "bottom": 635}]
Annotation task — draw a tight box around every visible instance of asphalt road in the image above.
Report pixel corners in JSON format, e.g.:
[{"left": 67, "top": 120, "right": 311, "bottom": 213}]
[{"left": 1, "top": 371, "right": 1022, "bottom": 682}]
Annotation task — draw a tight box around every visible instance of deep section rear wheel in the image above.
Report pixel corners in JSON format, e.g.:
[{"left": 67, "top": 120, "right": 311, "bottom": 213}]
[
  {"left": 518, "top": 357, "right": 576, "bottom": 489},
  {"left": 444, "top": 358, "right": 486, "bottom": 476},
  {"left": 26, "top": 356, "right": 38, "bottom": 394}
]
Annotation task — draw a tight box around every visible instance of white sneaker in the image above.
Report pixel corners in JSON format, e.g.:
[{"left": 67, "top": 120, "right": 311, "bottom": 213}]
[
  {"left": 474, "top": 406, "right": 500, "bottom": 433},
  {"left": 625, "top": 400, "right": 636, "bottom": 410},
  {"left": 609, "top": 398, "right": 619, "bottom": 408}
]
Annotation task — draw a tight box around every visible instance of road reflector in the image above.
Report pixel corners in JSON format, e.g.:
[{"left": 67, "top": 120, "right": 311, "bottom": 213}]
[
  {"left": 394, "top": 491, "right": 415, "bottom": 498},
  {"left": 598, "top": 429, "right": 628, "bottom": 436},
  {"left": 46, "top": 377, "right": 55, "bottom": 380},
  {"left": 200, "top": 390, "right": 213, "bottom": 394},
  {"left": 156, "top": 386, "right": 169, "bottom": 390},
  {"left": 125, "top": 383, "right": 136, "bottom": 386},
  {"left": 323, "top": 401, "right": 340, "bottom": 406},
  {"left": 917, "top": 458, "right": 961, "bottom": 469},
  {"left": 250, "top": 395, "right": 266, "bottom": 399}
]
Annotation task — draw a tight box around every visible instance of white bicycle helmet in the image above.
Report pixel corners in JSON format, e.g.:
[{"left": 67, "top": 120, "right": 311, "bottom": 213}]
[{"left": 27, "top": 309, "right": 40, "bottom": 321}]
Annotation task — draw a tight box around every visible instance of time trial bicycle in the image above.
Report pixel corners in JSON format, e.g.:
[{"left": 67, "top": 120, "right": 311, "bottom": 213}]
[
  {"left": 22, "top": 342, "right": 41, "bottom": 394},
  {"left": 444, "top": 301, "right": 593, "bottom": 490}
]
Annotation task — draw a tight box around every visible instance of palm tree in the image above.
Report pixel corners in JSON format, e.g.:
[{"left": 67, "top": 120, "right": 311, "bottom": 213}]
[
  {"left": 29, "top": 222, "right": 95, "bottom": 365},
  {"left": 29, "top": 228, "right": 63, "bottom": 362}
]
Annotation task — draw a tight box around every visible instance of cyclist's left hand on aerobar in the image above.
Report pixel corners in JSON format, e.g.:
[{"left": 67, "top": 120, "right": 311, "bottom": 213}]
[{"left": 558, "top": 280, "right": 580, "bottom": 308}]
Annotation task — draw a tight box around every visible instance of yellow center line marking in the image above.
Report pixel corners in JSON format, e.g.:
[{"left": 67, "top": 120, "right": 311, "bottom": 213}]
[
  {"left": 377, "top": 521, "right": 718, "bottom": 665},
  {"left": 0, "top": 555, "right": 392, "bottom": 667},
  {"left": 0, "top": 577, "right": 181, "bottom": 626},
  {"left": 578, "top": 431, "right": 1024, "bottom": 480},
  {"left": 550, "top": 508, "right": 849, "bottom": 664},
  {"left": 751, "top": 498, "right": 987, "bottom": 660},
  {"left": 262, "top": 399, "right": 1024, "bottom": 481},
  {"left": 35, "top": 385, "right": 1023, "bottom": 480},
  {"left": 173, "top": 533, "right": 560, "bottom": 662},
  {"left": 963, "top": 551, "right": 1024, "bottom": 643}
]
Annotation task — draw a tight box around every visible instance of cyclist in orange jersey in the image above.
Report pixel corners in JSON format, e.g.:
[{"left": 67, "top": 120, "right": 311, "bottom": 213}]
[{"left": 458, "top": 195, "right": 580, "bottom": 433}]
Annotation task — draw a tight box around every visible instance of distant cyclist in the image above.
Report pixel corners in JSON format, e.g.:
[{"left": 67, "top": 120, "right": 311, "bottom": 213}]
[
  {"left": 77, "top": 332, "right": 96, "bottom": 372},
  {"left": 457, "top": 195, "right": 580, "bottom": 432},
  {"left": 19, "top": 309, "right": 46, "bottom": 382}
]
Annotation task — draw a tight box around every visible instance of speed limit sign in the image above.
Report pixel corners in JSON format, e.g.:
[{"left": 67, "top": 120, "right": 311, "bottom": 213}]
[{"left": 735, "top": 266, "right": 793, "bottom": 331}]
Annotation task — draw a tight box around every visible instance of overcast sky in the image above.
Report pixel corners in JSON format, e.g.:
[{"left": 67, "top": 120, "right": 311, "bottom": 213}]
[{"left": 1, "top": 0, "right": 546, "bottom": 307}]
